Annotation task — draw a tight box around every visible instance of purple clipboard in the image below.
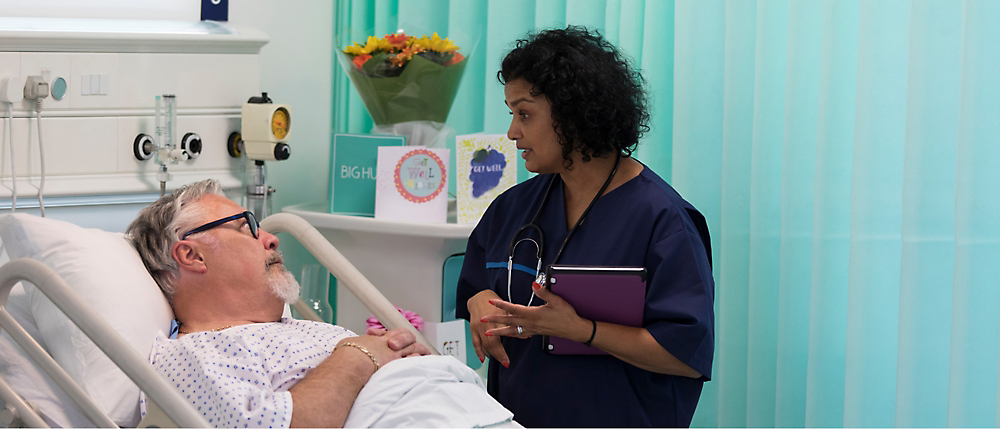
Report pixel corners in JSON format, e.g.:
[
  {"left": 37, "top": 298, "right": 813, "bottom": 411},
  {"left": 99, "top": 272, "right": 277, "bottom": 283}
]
[{"left": 542, "top": 265, "right": 647, "bottom": 355}]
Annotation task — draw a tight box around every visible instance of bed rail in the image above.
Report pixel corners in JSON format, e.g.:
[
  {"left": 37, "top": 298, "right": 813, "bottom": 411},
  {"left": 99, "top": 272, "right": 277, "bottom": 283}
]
[
  {"left": 0, "top": 258, "right": 210, "bottom": 428},
  {"left": 261, "top": 213, "right": 438, "bottom": 354}
]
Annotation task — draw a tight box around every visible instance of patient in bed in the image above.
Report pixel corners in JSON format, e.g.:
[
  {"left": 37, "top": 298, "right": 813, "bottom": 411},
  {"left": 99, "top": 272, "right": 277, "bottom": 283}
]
[{"left": 125, "top": 180, "right": 513, "bottom": 428}]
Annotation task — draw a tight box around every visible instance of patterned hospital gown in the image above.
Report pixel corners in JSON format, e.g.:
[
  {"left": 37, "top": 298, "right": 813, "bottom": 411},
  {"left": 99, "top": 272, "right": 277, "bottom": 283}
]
[{"left": 139, "top": 318, "right": 354, "bottom": 428}]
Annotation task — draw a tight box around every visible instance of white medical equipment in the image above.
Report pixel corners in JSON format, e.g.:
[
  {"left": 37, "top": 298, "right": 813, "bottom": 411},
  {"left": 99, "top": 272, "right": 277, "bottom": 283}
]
[
  {"left": 0, "top": 211, "right": 449, "bottom": 428},
  {"left": 237, "top": 93, "right": 291, "bottom": 163},
  {"left": 132, "top": 95, "right": 203, "bottom": 197},
  {"left": 227, "top": 93, "right": 292, "bottom": 219}
]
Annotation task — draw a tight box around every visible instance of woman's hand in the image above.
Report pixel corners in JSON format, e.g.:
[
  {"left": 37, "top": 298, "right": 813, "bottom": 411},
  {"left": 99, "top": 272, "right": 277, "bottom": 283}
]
[
  {"left": 485, "top": 285, "right": 704, "bottom": 377},
  {"left": 482, "top": 282, "right": 592, "bottom": 343},
  {"left": 467, "top": 289, "right": 512, "bottom": 367}
]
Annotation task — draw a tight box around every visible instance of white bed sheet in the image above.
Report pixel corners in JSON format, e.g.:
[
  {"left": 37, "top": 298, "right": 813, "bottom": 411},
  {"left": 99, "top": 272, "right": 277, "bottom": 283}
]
[{"left": 345, "top": 355, "right": 517, "bottom": 428}]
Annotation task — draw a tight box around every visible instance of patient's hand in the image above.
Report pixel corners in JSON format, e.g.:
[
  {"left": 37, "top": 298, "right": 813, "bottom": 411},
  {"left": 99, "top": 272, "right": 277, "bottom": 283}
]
[
  {"left": 366, "top": 328, "right": 431, "bottom": 358},
  {"left": 292, "top": 328, "right": 428, "bottom": 428},
  {"left": 341, "top": 328, "right": 430, "bottom": 372}
]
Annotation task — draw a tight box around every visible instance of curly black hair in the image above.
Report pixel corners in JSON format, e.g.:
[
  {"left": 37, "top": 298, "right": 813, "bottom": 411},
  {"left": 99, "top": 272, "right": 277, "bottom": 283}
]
[{"left": 498, "top": 26, "right": 650, "bottom": 169}]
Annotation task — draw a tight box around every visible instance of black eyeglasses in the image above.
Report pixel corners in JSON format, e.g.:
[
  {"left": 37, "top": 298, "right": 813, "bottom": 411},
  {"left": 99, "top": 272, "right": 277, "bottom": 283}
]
[{"left": 182, "top": 211, "right": 259, "bottom": 240}]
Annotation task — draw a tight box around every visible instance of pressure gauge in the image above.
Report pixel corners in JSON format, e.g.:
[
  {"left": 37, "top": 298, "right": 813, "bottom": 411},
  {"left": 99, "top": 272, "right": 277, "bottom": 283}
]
[
  {"left": 240, "top": 92, "right": 292, "bottom": 161},
  {"left": 242, "top": 101, "right": 291, "bottom": 143},
  {"left": 271, "top": 107, "right": 289, "bottom": 140}
]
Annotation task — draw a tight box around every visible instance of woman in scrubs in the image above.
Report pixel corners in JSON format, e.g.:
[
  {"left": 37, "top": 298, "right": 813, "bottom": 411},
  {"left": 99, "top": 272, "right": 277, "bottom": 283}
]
[{"left": 455, "top": 26, "right": 715, "bottom": 428}]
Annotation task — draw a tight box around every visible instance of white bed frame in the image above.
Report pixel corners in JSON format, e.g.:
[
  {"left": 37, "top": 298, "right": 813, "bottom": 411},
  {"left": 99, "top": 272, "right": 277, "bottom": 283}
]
[{"left": 0, "top": 213, "right": 437, "bottom": 428}]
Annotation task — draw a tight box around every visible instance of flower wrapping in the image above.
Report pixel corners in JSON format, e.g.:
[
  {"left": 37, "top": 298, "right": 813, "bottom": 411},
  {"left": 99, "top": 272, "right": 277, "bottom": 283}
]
[
  {"left": 339, "top": 33, "right": 467, "bottom": 126},
  {"left": 366, "top": 306, "right": 425, "bottom": 332}
]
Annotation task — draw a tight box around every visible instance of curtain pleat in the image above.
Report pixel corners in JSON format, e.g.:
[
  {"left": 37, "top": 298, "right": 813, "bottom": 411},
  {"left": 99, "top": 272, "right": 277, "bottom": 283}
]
[
  {"left": 714, "top": 0, "right": 756, "bottom": 426},
  {"left": 534, "top": 0, "right": 567, "bottom": 29},
  {"left": 332, "top": 1, "right": 1000, "bottom": 426},
  {"left": 672, "top": 2, "right": 724, "bottom": 426},
  {"left": 805, "top": 0, "right": 857, "bottom": 426},
  {"left": 895, "top": 1, "right": 962, "bottom": 427},
  {"left": 774, "top": 0, "right": 822, "bottom": 426},
  {"left": 444, "top": 1, "right": 487, "bottom": 140},
  {"left": 951, "top": 1, "right": 1000, "bottom": 427},
  {"left": 635, "top": 0, "right": 673, "bottom": 177},
  {"left": 744, "top": 1, "right": 788, "bottom": 426},
  {"left": 844, "top": 1, "right": 910, "bottom": 426}
]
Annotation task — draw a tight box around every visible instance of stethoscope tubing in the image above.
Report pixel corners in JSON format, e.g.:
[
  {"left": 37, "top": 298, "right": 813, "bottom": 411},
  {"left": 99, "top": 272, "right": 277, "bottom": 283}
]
[{"left": 505, "top": 153, "right": 623, "bottom": 306}]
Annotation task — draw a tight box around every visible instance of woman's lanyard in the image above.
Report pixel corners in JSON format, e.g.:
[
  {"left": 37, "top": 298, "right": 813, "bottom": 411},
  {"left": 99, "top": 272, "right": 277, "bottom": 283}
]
[{"left": 506, "top": 153, "right": 623, "bottom": 306}]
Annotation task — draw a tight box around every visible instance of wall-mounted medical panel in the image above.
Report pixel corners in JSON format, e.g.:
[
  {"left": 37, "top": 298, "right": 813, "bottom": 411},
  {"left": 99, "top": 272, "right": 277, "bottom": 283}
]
[
  {"left": 16, "top": 53, "right": 72, "bottom": 110},
  {"left": 1, "top": 116, "right": 118, "bottom": 176},
  {"left": 0, "top": 113, "right": 246, "bottom": 197},
  {"left": 10, "top": 52, "right": 260, "bottom": 111},
  {"left": 116, "top": 114, "right": 243, "bottom": 175},
  {"left": 68, "top": 53, "right": 119, "bottom": 109},
  {"left": 0, "top": 18, "right": 267, "bottom": 198},
  {"left": 117, "top": 53, "right": 259, "bottom": 109}
]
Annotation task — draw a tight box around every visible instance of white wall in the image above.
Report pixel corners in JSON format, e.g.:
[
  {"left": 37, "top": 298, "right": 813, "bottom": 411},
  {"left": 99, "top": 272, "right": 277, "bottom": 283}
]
[{"left": 229, "top": 1, "right": 334, "bottom": 213}]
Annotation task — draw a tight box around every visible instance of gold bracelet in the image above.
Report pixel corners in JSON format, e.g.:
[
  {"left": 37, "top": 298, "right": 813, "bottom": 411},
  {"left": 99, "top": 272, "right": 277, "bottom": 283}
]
[{"left": 336, "top": 342, "right": 380, "bottom": 371}]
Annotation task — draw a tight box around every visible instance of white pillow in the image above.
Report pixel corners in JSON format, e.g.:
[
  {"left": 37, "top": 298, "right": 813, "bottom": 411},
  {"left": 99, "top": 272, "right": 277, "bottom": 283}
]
[{"left": 0, "top": 213, "right": 173, "bottom": 427}]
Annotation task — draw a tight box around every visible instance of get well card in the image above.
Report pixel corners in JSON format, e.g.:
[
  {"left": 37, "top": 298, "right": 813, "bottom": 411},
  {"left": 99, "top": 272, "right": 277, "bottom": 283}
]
[
  {"left": 374, "top": 146, "right": 450, "bottom": 223},
  {"left": 455, "top": 134, "right": 517, "bottom": 224}
]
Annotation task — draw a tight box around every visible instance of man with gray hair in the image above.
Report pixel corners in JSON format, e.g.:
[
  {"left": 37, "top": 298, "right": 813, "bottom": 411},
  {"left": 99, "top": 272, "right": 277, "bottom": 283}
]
[{"left": 125, "top": 180, "right": 502, "bottom": 428}]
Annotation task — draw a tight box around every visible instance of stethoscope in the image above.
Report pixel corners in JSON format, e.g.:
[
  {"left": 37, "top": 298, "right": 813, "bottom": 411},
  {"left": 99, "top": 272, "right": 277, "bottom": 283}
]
[{"left": 506, "top": 153, "right": 623, "bottom": 307}]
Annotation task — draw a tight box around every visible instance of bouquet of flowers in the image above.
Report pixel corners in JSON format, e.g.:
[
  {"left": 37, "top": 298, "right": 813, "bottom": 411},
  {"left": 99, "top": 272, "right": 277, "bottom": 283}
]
[{"left": 340, "top": 32, "right": 467, "bottom": 128}]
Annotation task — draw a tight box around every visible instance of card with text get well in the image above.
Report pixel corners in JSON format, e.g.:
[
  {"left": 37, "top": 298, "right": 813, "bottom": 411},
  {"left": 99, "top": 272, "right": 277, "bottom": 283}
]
[
  {"left": 374, "top": 146, "right": 450, "bottom": 223},
  {"left": 455, "top": 134, "right": 518, "bottom": 224}
]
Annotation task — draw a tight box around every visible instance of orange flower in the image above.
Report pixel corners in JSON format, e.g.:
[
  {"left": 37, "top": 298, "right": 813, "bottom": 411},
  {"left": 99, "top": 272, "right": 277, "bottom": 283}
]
[
  {"left": 386, "top": 33, "right": 409, "bottom": 50},
  {"left": 446, "top": 52, "right": 465, "bottom": 66},
  {"left": 353, "top": 54, "right": 372, "bottom": 69},
  {"left": 390, "top": 44, "right": 425, "bottom": 66}
]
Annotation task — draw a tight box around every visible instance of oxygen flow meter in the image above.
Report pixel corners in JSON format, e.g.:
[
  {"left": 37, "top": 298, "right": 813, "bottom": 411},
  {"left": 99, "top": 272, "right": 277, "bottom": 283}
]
[{"left": 227, "top": 92, "right": 292, "bottom": 219}]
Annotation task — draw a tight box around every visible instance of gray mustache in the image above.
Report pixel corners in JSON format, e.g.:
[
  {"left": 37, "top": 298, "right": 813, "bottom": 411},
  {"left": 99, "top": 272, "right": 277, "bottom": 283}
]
[{"left": 266, "top": 251, "right": 284, "bottom": 267}]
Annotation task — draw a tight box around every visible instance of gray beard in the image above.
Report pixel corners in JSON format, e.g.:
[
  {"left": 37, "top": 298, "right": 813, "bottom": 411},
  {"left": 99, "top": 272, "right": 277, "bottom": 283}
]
[{"left": 266, "top": 257, "right": 301, "bottom": 304}]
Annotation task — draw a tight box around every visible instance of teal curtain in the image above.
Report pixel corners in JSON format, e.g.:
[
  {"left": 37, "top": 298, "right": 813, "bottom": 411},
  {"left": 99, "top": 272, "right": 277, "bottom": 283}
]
[{"left": 333, "top": 1, "right": 1000, "bottom": 427}]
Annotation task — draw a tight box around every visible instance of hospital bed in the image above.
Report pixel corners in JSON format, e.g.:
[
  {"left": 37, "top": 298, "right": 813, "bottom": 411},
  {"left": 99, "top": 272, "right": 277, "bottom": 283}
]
[{"left": 0, "top": 212, "right": 501, "bottom": 428}]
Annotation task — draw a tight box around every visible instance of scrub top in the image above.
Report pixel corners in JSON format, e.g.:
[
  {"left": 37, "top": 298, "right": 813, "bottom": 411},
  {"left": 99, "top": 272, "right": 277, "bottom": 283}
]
[{"left": 456, "top": 164, "right": 715, "bottom": 428}]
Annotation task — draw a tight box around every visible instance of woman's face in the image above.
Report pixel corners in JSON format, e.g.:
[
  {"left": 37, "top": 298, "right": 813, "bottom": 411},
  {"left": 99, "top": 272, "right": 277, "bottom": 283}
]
[{"left": 504, "top": 79, "right": 565, "bottom": 174}]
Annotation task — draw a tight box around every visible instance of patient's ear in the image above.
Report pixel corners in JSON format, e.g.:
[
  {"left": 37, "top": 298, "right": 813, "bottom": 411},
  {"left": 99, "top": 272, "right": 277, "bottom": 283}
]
[{"left": 172, "top": 241, "right": 208, "bottom": 273}]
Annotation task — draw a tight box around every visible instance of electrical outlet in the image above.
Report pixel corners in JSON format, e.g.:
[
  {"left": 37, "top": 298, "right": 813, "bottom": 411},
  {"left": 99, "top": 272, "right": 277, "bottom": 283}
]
[{"left": 24, "top": 76, "right": 49, "bottom": 100}]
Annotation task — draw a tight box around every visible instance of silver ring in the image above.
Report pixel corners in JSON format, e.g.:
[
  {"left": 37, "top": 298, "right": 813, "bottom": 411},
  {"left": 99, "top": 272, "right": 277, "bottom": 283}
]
[{"left": 516, "top": 326, "right": 524, "bottom": 335}]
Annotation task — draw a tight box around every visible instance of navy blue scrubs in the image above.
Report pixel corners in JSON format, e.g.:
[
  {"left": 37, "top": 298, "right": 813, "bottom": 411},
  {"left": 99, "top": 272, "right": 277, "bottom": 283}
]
[{"left": 456, "top": 165, "right": 715, "bottom": 428}]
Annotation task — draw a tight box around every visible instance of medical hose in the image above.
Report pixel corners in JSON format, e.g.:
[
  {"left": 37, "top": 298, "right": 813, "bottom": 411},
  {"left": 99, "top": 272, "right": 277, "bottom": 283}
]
[{"left": 34, "top": 104, "right": 45, "bottom": 217}]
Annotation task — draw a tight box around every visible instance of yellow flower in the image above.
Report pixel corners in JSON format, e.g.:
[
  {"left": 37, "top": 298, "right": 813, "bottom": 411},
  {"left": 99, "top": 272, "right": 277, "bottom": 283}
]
[
  {"left": 412, "top": 33, "right": 459, "bottom": 53},
  {"left": 357, "top": 35, "right": 391, "bottom": 54},
  {"left": 344, "top": 43, "right": 366, "bottom": 55}
]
